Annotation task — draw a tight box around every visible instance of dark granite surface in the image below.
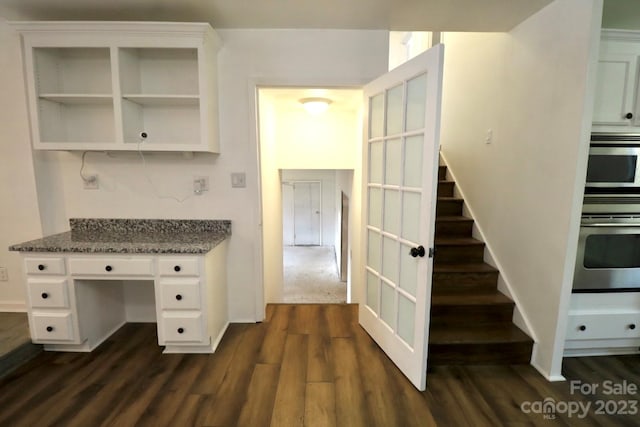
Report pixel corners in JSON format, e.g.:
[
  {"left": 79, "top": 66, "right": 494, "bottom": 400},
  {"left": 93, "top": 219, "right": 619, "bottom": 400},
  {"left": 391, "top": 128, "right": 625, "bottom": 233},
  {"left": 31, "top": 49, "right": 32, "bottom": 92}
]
[{"left": 9, "top": 219, "right": 231, "bottom": 254}]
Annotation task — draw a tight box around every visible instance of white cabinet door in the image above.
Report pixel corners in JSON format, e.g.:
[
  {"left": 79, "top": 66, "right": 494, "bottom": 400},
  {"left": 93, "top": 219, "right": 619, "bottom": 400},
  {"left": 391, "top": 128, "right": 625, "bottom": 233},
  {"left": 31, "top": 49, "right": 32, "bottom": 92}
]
[
  {"left": 360, "top": 44, "right": 443, "bottom": 391},
  {"left": 592, "top": 53, "right": 639, "bottom": 128}
]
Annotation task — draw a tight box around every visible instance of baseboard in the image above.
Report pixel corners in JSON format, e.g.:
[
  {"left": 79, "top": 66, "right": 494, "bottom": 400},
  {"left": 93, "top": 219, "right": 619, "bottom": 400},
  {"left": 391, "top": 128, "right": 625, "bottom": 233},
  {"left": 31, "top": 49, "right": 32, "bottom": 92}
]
[
  {"left": 0, "top": 301, "right": 27, "bottom": 312},
  {"left": 531, "top": 357, "right": 566, "bottom": 382}
]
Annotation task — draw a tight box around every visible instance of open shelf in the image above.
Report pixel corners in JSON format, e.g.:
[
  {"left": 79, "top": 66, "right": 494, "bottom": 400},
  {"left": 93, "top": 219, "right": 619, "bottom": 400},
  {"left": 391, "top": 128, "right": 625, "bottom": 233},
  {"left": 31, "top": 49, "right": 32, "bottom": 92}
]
[
  {"left": 39, "top": 94, "right": 113, "bottom": 105},
  {"left": 122, "top": 94, "right": 200, "bottom": 106},
  {"left": 33, "top": 48, "right": 112, "bottom": 95}
]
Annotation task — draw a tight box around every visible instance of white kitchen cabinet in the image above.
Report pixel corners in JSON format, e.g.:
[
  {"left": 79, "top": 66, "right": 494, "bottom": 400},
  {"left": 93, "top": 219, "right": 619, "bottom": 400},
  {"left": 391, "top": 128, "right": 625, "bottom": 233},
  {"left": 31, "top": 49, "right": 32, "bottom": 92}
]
[
  {"left": 592, "top": 30, "right": 640, "bottom": 133},
  {"left": 14, "top": 21, "right": 221, "bottom": 153}
]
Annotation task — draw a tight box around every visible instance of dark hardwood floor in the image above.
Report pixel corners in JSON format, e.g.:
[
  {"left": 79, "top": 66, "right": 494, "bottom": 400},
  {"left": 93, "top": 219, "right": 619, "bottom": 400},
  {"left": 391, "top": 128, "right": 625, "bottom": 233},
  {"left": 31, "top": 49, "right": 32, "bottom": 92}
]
[{"left": 0, "top": 304, "right": 638, "bottom": 426}]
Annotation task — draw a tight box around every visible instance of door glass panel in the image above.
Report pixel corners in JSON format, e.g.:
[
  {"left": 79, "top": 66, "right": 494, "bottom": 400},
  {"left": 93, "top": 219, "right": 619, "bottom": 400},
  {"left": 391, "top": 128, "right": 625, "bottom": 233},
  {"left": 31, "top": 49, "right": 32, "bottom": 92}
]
[
  {"left": 370, "top": 141, "right": 383, "bottom": 184},
  {"left": 368, "top": 230, "right": 381, "bottom": 272},
  {"left": 586, "top": 155, "right": 637, "bottom": 183},
  {"left": 401, "top": 191, "right": 421, "bottom": 242},
  {"left": 366, "top": 271, "right": 379, "bottom": 313},
  {"left": 386, "top": 85, "right": 403, "bottom": 136},
  {"left": 370, "top": 94, "right": 384, "bottom": 139},
  {"left": 385, "top": 138, "right": 402, "bottom": 185},
  {"left": 406, "top": 73, "right": 427, "bottom": 131},
  {"left": 398, "top": 294, "right": 415, "bottom": 346},
  {"left": 404, "top": 135, "right": 424, "bottom": 187},
  {"left": 368, "top": 187, "right": 382, "bottom": 228},
  {"left": 399, "top": 244, "right": 418, "bottom": 297},
  {"left": 584, "top": 234, "right": 640, "bottom": 268},
  {"left": 383, "top": 189, "right": 401, "bottom": 235},
  {"left": 380, "top": 281, "right": 396, "bottom": 329},
  {"left": 382, "top": 236, "right": 399, "bottom": 283}
]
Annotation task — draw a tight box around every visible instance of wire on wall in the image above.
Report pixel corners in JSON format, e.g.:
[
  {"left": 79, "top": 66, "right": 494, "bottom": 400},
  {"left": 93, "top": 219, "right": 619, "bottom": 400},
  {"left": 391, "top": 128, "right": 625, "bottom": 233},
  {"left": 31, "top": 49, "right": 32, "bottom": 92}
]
[{"left": 137, "top": 139, "right": 193, "bottom": 203}]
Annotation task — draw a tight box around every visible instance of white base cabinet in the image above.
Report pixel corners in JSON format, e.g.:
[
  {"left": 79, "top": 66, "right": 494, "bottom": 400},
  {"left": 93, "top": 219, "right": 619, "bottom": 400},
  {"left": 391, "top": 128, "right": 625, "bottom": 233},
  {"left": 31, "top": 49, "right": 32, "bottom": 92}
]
[
  {"left": 20, "top": 241, "right": 228, "bottom": 353},
  {"left": 13, "top": 21, "right": 221, "bottom": 153}
]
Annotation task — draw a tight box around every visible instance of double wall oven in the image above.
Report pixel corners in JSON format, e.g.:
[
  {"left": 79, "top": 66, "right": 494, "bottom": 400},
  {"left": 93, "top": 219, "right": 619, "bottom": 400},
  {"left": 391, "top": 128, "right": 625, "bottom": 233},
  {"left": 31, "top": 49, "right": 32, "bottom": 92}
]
[{"left": 574, "top": 133, "right": 640, "bottom": 292}]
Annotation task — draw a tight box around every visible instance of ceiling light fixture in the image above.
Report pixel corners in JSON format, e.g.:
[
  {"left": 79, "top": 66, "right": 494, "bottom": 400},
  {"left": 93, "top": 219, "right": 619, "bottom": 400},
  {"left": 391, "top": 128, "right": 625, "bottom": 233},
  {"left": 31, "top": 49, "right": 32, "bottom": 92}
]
[{"left": 300, "top": 97, "right": 332, "bottom": 115}]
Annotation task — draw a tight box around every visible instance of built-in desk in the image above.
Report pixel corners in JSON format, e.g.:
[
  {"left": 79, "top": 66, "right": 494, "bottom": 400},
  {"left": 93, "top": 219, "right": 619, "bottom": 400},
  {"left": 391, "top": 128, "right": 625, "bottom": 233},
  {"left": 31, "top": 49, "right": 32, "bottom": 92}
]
[{"left": 9, "top": 219, "right": 231, "bottom": 354}]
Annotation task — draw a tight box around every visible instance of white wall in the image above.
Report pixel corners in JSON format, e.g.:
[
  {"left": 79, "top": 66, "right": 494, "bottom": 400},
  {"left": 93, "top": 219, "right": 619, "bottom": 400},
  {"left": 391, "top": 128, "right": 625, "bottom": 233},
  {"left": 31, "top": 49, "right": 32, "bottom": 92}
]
[
  {"left": 0, "top": 27, "right": 387, "bottom": 319},
  {"left": 335, "top": 170, "right": 354, "bottom": 296},
  {"left": 0, "top": 18, "right": 44, "bottom": 311},
  {"left": 439, "top": 0, "right": 602, "bottom": 379},
  {"left": 282, "top": 170, "right": 336, "bottom": 247}
]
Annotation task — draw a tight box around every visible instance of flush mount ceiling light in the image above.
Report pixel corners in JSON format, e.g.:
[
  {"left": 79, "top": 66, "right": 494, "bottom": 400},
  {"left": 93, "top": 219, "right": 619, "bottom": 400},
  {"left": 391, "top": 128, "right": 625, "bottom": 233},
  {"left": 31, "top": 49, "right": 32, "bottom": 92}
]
[{"left": 300, "top": 97, "right": 332, "bottom": 115}]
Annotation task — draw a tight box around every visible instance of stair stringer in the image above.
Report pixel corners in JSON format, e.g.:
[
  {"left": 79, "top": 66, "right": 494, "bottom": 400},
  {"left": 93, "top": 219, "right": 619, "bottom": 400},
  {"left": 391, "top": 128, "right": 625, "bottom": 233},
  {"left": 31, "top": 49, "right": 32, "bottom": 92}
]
[{"left": 438, "top": 152, "right": 538, "bottom": 347}]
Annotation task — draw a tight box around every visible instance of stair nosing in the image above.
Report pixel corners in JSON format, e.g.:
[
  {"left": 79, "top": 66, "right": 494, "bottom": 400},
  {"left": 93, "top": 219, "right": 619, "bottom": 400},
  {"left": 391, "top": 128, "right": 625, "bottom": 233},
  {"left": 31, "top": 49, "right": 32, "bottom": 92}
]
[{"left": 433, "top": 263, "right": 497, "bottom": 273}]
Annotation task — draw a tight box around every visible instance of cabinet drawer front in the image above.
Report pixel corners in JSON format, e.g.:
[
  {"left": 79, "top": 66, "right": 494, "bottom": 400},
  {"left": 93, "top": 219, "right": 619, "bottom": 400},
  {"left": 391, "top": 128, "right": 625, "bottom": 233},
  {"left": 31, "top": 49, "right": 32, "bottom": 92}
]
[
  {"left": 158, "top": 258, "right": 200, "bottom": 276},
  {"left": 25, "top": 257, "right": 66, "bottom": 275},
  {"left": 31, "top": 312, "right": 75, "bottom": 342},
  {"left": 68, "top": 257, "right": 154, "bottom": 276},
  {"left": 27, "top": 279, "right": 69, "bottom": 309},
  {"left": 161, "top": 313, "right": 205, "bottom": 343},
  {"left": 160, "top": 280, "right": 201, "bottom": 310},
  {"left": 567, "top": 313, "right": 640, "bottom": 340}
]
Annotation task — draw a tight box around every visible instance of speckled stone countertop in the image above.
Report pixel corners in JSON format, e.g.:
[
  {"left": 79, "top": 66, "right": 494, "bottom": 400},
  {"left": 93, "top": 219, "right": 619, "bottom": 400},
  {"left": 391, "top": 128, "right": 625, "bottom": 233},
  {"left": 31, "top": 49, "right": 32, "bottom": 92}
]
[{"left": 9, "top": 219, "right": 231, "bottom": 254}]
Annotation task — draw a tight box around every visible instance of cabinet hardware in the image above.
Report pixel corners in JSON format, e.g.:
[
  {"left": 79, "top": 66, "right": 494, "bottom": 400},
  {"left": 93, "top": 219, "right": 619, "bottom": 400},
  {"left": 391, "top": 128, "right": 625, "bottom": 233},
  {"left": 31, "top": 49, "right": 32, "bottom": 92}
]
[
  {"left": 579, "top": 325, "right": 586, "bottom": 331},
  {"left": 177, "top": 327, "right": 184, "bottom": 334},
  {"left": 105, "top": 265, "right": 113, "bottom": 272},
  {"left": 175, "top": 294, "right": 183, "bottom": 301},
  {"left": 41, "top": 292, "right": 49, "bottom": 299},
  {"left": 46, "top": 326, "right": 54, "bottom": 332},
  {"left": 174, "top": 265, "right": 181, "bottom": 272},
  {"left": 626, "top": 112, "right": 634, "bottom": 119},
  {"left": 38, "top": 264, "right": 45, "bottom": 271},
  {"left": 629, "top": 324, "right": 637, "bottom": 330}
]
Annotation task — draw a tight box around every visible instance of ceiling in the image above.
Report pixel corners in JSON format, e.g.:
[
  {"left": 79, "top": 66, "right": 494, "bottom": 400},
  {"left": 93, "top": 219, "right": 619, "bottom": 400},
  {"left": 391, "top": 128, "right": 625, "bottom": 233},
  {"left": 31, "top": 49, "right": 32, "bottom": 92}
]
[
  {"left": 0, "top": 0, "right": 553, "bottom": 32},
  {"left": 260, "top": 88, "right": 362, "bottom": 114}
]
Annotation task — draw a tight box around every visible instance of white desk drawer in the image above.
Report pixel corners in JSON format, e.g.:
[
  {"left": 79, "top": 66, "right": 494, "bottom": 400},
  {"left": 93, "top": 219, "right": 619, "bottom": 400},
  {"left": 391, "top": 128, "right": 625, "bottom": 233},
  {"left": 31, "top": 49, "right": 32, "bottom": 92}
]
[
  {"left": 27, "top": 279, "right": 69, "bottom": 309},
  {"left": 31, "top": 312, "right": 75, "bottom": 342},
  {"left": 69, "top": 257, "right": 154, "bottom": 276},
  {"left": 158, "top": 258, "right": 199, "bottom": 276},
  {"left": 160, "top": 313, "right": 205, "bottom": 343},
  {"left": 160, "top": 280, "right": 201, "bottom": 310},
  {"left": 567, "top": 313, "right": 640, "bottom": 340},
  {"left": 25, "top": 257, "right": 66, "bottom": 275}
]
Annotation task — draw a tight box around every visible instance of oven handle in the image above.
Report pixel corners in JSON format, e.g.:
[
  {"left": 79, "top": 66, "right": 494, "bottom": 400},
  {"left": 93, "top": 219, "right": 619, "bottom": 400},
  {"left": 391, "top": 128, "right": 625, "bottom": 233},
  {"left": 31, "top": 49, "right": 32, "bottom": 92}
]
[{"left": 581, "top": 223, "right": 640, "bottom": 227}]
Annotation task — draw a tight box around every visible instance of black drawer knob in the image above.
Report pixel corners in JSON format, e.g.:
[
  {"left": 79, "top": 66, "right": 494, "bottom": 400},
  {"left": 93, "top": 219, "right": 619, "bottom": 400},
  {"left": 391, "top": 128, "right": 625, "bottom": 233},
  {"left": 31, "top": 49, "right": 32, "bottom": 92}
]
[
  {"left": 41, "top": 292, "right": 49, "bottom": 299},
  {"left": 629, "top": 324, "right": 637, "bottom": 330},
  {"left": 177, "top": 327, "right": 184, "bottom": 334},
  {"left": 46, "top": 326, "right": 54, "bottom": 332},
  {"left": 579, "top": 325, "right": 586, "bottom": 331},
  {"left": 626, "top": 112, "right": 634, "bottom": 119},
  {"left": 105, "top": 265, "right": 113, "bottom": 272},
  {"left": 38, "top": 264, "right": 46, "bottom": 271},
  {"left": 174, "top": 265, "right": 181, "bottom": 272},
  {"left": 175, "top": 294, "right": 183, "bottom": 301}
]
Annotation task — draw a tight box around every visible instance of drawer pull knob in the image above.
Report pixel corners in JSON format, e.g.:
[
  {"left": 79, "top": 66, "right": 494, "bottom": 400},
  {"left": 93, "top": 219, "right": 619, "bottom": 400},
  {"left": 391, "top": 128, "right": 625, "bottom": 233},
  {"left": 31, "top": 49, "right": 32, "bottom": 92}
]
[
  {"left": 46, "top": 326, "right": 54, "bottom": 332},
  {"left": 174, "top": 265, "right": 181, "bottom": 272},
  {"left": 177, "top": 327, "right": 184, "bottom": 334},
  {"left": 630, "top": 324, "right": 637, "bottom": 330},
  {"left": 176, "top": 294, "right": 183, "bottom": 301},
  {"left": 38, "top": 264, "right": 46, "bottom": 271},
  {"left": 579, "top": 325, "right": 586, "bottom": 331},
  {"left": 41, "top": 292, "right": 49, "bottom": 299},
  {"left": 626, "top": 112, "right": 634, "bottom": 119},
  {"left": 105, "top": 265, "right": 113, "bottom": 272}
]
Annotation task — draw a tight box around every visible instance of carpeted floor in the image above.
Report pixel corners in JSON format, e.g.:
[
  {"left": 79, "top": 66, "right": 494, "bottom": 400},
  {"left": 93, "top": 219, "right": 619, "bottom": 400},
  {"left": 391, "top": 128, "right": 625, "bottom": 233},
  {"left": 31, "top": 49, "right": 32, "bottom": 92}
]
[{"left": 283, "top": 246, "right": 347, "bottom": 303}]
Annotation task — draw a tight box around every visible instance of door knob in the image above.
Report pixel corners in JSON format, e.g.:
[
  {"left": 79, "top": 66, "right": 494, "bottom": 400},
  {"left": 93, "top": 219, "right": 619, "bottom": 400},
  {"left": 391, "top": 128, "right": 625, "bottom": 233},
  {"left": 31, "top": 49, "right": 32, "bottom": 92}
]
[{"left": 410, "top": 246, "right": 426, "bottom": 258}]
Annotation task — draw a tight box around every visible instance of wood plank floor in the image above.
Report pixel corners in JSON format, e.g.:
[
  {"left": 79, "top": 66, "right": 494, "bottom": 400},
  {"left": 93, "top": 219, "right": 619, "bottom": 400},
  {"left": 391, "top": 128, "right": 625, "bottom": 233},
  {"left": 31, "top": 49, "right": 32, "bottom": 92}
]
[
  {"left": 0, "top": 312, "right": 30, "bottom": 357},
  {"left": 0, "top": 304, "right": 639, "bottom": 426}
]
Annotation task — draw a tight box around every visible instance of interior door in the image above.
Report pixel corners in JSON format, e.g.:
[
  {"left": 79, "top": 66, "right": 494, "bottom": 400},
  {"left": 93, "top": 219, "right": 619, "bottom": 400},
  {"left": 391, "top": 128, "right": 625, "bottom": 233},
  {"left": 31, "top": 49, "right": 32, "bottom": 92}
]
[
  {"left": 293, "top": 181, "right": 321, "bottom": 245},
  {"left": 360, "top": 44, "right": 444, "bottom": 391}
]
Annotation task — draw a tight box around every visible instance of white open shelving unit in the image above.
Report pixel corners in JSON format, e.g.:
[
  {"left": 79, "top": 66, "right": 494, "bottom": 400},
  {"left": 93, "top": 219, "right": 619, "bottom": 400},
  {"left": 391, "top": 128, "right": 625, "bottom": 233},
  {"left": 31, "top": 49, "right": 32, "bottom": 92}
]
[{"left": 15, "top": 22, "right": 221, "bottom": 153}]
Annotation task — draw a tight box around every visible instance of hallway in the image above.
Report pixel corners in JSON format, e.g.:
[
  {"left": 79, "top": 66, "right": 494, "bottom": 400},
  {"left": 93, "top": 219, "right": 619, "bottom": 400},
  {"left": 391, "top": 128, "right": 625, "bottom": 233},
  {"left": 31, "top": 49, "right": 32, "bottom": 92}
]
[{"left": 283, "top": 246, "right": 347, "bottom": 303}]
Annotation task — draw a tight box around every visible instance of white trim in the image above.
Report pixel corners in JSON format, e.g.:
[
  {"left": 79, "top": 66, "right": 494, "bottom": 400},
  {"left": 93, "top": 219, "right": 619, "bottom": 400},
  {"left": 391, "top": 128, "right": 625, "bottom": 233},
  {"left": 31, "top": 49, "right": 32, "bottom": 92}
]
[
  {"left": 601, "top": 29, "right": 640, "bottom": 42},
  {"left": 439, "top": 151, "right": 539, "bottom": 343},
  {"left": 0, "top": 301, "right": 28, "bottom": 312},
  {"left": 530, "top": 348, "right": 566, "bottom": 382}
]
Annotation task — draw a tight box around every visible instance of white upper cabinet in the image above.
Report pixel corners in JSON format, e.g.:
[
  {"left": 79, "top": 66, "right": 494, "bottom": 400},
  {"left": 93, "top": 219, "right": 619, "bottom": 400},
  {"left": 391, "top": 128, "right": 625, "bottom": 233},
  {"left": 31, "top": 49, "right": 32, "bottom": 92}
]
[
  {"left": 14, "top": 22, "right": 221, "bottom": 153},
  {"left": 592, "top": 30, "right": 640, "bottom": 133}
]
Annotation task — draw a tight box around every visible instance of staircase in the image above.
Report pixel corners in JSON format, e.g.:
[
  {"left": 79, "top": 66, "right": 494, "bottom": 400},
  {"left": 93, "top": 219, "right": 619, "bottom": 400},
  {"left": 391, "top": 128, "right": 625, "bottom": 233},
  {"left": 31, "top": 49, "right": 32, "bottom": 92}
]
[{"left": 428, "top": 164, "right": 533, "bottom": 365}]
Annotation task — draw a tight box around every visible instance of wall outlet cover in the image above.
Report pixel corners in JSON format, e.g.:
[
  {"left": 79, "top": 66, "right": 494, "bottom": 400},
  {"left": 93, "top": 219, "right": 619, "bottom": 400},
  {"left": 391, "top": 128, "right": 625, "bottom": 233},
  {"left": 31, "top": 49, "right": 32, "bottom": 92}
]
[
  {"left": 0, "top": 267, "right": 8, "bottom": 281},
  {"left": 231, "top": 172, "right": 246, "bottom": 188}
]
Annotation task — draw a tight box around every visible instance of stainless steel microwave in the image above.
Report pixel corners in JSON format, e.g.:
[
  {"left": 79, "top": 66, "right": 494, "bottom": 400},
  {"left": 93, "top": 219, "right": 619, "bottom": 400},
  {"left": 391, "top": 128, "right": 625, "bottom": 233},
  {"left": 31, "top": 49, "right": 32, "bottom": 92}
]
[{"left": 586, "top": 146, "right": 640, "bottom": 188}]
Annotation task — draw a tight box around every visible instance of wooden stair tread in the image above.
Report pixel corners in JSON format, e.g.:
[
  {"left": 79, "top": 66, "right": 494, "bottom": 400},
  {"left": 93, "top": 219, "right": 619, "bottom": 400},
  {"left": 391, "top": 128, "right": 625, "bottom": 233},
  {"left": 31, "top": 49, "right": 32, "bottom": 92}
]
[
  {"left": 435, "top": 237, "right": 484, "bottom": 246},
  {"left": 429, "top": 324, "right": 532, "bottom": 345},
  {"left": 431, "top": 292, "right": 513, "bottom": 306},
  {"left": 435, "top": 216, "right": 473, "bottom": 223},
  {"left": 437, "top": 196, "right": 463, "bottom": 202},
  {"left": 434, "top": 263, "right": 497, "bottom": 273}
]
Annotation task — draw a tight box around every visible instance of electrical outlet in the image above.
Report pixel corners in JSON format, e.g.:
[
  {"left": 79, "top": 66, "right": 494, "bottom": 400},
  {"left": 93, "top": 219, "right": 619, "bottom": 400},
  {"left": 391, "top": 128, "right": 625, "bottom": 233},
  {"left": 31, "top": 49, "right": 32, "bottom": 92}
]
[
  {"left": 0, "top": 267, "right": 8, "bottom": 281},
  {"left": 83, "top": 174, "right": 99, "bottom": 190},
  {"left": 231, "top": 172, "right": 246, "bottom": 188},
  {"left": 193, "top": 176, "right": 209, "bottom": 195},
  {"left": 485, "top": 129, "right": 493, "bottom": 144}
]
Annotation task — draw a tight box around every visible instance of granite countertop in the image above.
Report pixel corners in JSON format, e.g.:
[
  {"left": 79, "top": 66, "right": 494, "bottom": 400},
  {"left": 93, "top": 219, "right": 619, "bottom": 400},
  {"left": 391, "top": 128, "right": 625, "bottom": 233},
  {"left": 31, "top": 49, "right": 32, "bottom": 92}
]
[{"left": 9, "top": 218, "right": 231, "bottom": 254}]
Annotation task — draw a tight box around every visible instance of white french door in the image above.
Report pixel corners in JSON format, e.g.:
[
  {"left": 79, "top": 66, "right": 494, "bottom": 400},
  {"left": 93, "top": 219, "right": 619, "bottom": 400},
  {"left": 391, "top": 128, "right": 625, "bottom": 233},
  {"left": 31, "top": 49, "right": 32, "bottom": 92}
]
[{"left": 359, "top": 44, "right": 444, "bottom": 391}]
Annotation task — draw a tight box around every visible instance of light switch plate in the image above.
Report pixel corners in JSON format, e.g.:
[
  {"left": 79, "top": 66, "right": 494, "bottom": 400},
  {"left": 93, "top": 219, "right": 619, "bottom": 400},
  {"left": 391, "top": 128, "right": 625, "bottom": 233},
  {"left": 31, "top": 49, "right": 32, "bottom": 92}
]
[
  {"left": 0, "top": 267, "right": 8, "bottom": 281},
  {"left": 231, "top": 172, "right": 246, "bottom": 188}
]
